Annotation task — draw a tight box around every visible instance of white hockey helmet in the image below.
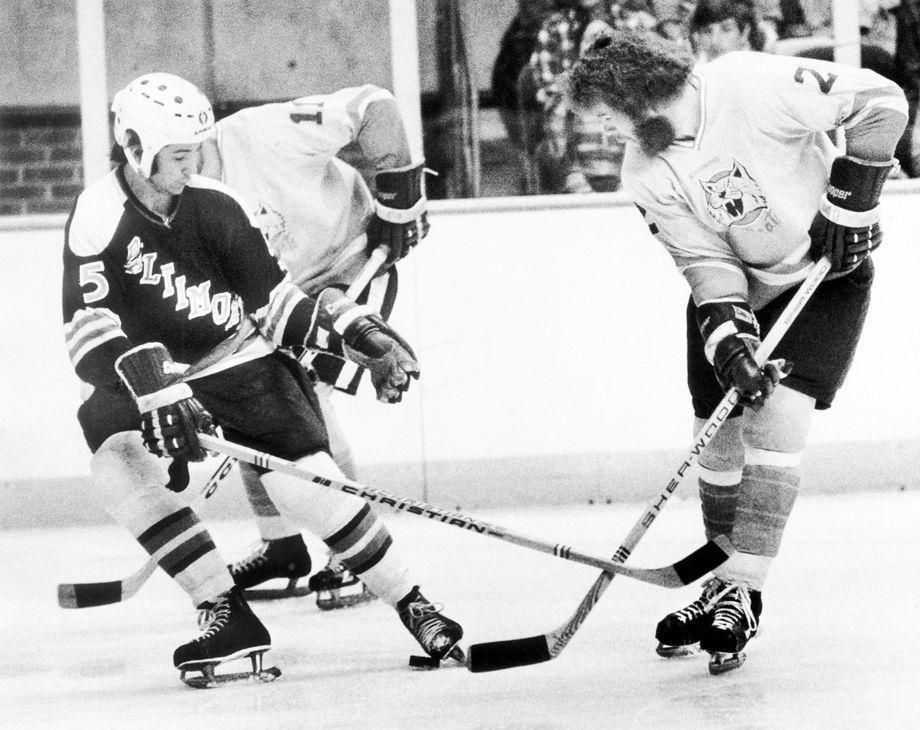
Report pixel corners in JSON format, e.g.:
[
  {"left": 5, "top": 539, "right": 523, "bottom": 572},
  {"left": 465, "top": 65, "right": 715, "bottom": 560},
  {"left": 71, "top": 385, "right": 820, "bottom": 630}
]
[{"left": 111, "top": 72, "right": 214, "bottom": 177}]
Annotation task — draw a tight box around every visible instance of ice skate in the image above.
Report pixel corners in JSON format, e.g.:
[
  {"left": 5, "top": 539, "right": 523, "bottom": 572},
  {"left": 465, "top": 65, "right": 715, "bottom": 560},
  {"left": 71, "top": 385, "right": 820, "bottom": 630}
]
[
  {"left": 398, "top": 586, "right": 464, "bottom": 665},
  {"left": 228, "top": 534, "right": 312, "bottom": 600},
  {"left": 175, "top": 587, "right": 279, "bottom": 688},
  {"left": 655, "top": 576, "right": 723, "bottom": 657},
  {"left": 307, "top": 554, "right": 377, "bottom": 611},
  {"left": 700, "top": 581, "right": 762, "bottom": 675}
]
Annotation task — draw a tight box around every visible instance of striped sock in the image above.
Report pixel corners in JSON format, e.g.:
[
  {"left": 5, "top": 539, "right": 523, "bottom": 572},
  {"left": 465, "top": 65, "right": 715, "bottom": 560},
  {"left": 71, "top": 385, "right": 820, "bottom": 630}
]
[
  {"left": 135, "top": 505, "right": 231, "bottom": 606},
  {"left": 731, "top": 448, "right": 801, "bottom": 558},
  {"left": 322, "top": 503, "right": 412, "bottom": 606},
  {"left": 698, "top": 465, "right": 743, "bottom": 541},
  {"left": 239, "top": 462, "right": 300, "bottom": 541}
]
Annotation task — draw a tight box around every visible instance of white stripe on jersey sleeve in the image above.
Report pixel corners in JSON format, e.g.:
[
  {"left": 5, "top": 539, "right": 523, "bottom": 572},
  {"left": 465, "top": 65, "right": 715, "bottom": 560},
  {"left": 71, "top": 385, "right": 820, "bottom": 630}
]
[
  {"left": 64, "top": 307, "right": 124, "bottom": 367},
  {"left": 251, "top": 279, "right": 311, "bottom": 347}
]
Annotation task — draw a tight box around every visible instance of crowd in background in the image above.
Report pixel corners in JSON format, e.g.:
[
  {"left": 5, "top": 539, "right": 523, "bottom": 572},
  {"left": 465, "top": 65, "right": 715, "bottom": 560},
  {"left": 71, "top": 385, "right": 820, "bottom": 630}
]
[{"left": 491, "top": 0, "right": 920, "bottom": 194}]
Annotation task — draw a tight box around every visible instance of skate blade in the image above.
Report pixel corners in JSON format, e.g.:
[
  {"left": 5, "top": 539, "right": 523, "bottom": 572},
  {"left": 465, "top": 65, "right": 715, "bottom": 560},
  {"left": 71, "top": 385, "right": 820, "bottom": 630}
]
[
  {"left": 243, "top": 576, "right": 312, "bottom": 601},
  {"left": 316, "top": 587, "right": 377, "bottom": 611},
  {"left": 244, "top": 585, "right": 313, "bottom": 601},
  {"left": 445, "top": 645, "right": 467, "bottom": 665},
  {"left": 408, "top": 645, "right": 466, "bottom": 671},
  {"left": 179, "top": 650, "right": 280, "bottom": 689},
  {"left": 707, "top": 650, "right": 746, "bottom": 675},
  {"left": 181, "top": 665, "right": 282, "bottom": 689},
  {"left": 309, "top": 574, "right": 361, "bottom": 593},
  {"left": 656, "top": 643, "right": 701, "bottom": 658}
]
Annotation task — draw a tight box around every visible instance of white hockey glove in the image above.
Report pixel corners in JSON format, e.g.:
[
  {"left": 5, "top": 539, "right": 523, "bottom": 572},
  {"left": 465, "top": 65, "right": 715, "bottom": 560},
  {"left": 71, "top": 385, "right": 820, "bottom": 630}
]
[
  {"left": 115, "top": 343, "right": 214, "bottom": 464},
  {"left": 808, "top": 156, "right": 892, "bottom": 274},
  {"left": 311, "top": 288, "right": 420, "bottom": 403},
  {"left": 366, "top": 161, "right": 429, "bottom": 268}
]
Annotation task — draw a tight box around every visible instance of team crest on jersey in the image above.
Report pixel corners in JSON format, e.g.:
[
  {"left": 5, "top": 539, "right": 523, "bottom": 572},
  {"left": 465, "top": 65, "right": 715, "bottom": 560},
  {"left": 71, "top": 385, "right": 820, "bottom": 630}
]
[
  {"left": 253, "top": 201, "right": 288, "bottom": 251},
  {"left": 700, "top": 160, "right": 769, "bottom": 228},
  {"left": 124, "top": 236, "right": 145, "bottom": 274}
]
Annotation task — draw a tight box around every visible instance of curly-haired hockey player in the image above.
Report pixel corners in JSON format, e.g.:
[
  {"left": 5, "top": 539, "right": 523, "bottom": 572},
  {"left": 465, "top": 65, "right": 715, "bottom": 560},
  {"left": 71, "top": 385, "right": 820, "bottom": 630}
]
[
  {"left": 566, "top": 31, "right": 906, "bottom": 674},
  {"left": 197, "top": 83, "right": 429, "bottom": 610},
  {"left": 62, "top": 72, "right": 461, "bottom": 685}
]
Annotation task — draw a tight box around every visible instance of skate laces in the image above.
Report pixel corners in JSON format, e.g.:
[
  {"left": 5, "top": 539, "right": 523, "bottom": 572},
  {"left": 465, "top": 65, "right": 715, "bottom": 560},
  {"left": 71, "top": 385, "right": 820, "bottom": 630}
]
[
  {"left": 316, "top": 557, "right": 346, "bottom": 579},
  {"left": 672, "top": 577, "right": 723, "bottom": 623},
  {"left": 402, "top": 600, "right": 449, "bottom": 646},
  {"left": 194, "top": 595, "right": 232, "bottom": 639},
  {"left": 710, "top": 582, "right": 756, "bottom": 632},
  {"left": 229, "top": 541, "right": 269, "bottom": 577}
]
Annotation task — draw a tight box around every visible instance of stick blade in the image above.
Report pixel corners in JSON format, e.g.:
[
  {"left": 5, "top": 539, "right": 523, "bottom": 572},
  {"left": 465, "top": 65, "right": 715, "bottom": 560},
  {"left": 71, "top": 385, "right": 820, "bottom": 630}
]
[
  {"left": 467, "top": 635, "right": 552, "bottom": 673},
  {"left": 672, "top": 534, "right": 734, "bottom": 585},
  {"left": 58, "top": 580, "right": 123, "bottom": 609}
]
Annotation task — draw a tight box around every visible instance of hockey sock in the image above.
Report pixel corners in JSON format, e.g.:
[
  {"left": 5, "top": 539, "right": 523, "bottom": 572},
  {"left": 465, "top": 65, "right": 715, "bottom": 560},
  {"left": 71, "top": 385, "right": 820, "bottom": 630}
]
[
  {"left": 261, "top": 452, "right": 413, "bottom": 605},
  {"left": 320, "top": 503, "right": 413, "bottom": 606},
  {"left": 239, "top": 461, "right": 301, "bottom": 541},
  {"left": 717, "top": 447, "right": 801, "bottom": 589},
  {"left": 91, "top": 432, "right": 233, "bottom": 606},
  {"left": 698, "top": 466, "right": 742, "bottom": 541}
]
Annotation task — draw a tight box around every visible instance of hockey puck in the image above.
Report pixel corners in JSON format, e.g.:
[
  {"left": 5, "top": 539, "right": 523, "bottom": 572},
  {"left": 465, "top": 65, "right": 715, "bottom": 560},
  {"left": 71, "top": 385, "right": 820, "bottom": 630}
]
[{"left": 408, "top": 654, "right": 440, "bottom": 670}]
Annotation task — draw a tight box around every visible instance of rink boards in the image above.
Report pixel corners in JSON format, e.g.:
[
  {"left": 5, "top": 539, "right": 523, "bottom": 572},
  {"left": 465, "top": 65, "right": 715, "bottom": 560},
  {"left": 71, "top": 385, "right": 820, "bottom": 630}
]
[{"left": 2, "top": 184, "right": 920, "bottom": 527}]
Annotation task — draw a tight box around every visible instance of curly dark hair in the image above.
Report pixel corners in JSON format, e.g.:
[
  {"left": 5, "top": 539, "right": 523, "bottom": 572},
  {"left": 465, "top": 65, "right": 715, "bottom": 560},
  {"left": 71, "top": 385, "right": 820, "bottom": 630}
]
[
  {"left": 690, "top": 0, "right": 766, "bottom": 52},
  {"left": 564, "top": 30, "right": 695, "bottom": 120}
]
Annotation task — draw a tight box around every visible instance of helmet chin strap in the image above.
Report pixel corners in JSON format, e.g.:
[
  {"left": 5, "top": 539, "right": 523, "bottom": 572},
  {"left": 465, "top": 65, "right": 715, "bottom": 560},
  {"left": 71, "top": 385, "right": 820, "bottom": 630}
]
[{"left": 125, "top": 146, "right": 147, "bottom": 178}]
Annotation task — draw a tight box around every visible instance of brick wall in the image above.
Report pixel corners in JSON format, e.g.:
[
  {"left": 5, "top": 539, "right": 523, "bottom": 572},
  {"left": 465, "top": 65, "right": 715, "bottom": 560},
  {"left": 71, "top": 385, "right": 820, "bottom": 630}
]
[
  {"left": 0, "top": 110, "right": 84, "bottom": 216},
  {"left": 0, "top": 100, "right": 519, "bottom": 215}
]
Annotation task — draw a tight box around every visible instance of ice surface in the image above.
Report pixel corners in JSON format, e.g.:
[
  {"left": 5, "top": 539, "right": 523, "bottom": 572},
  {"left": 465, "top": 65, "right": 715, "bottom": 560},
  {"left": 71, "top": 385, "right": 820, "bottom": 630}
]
[{"left": 2, "top": 491, "right": 919, "bottom": 729}]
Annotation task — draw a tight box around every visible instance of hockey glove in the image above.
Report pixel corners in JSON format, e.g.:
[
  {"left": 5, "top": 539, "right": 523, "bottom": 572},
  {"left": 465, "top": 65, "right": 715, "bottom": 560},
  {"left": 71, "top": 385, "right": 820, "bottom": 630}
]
[
  {"left": 366, "top": 161, "right": 429, "bottom": 268},
  {"left": 115, "top": 343, "right": 214, "bottom": 463},
  {"left": 697, "top": 300, "right": 792, "bottom": 411},
  {"left": 312, "top": 288, "right": 420, "bottom": 403},
  {"left": 808, "top": 156, "right": 893, "bottom": 274}
]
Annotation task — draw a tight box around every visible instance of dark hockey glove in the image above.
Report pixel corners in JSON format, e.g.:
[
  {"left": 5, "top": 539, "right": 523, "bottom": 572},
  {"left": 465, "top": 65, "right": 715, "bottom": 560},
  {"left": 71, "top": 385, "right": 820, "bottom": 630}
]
[
  {"left": 697, "top": 300, "right": 792, "bottom": 411},
  {"left": 712, "top": 335, "right": 791, "bottom": 410},
  {"left": 310, "top": 288, "right": 420, "bottom": 403},
  {"left": 366, "top": 161, "right": 429, "bottom": 268},
  {"left": 115, "top": 343, "right": 214, "bottom": 463},
  {"left": 808, "top": 156, "right": 893, "bottom": 274}
]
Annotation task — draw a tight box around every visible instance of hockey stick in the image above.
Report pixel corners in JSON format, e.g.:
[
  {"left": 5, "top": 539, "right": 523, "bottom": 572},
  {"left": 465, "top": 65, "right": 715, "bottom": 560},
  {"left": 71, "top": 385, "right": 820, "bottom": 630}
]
[
  {"left": 57, "top": 455, "right": 236, "bottom": 608},
  {"left": 466, "top": 256, "right": 833, "bottom": 672},
  {"left": 345, "top": 245, "right": 390, "bottom": 300},
  {"left": 57, "top": 249, "right": 391, "bottom": 609},
  {"left": 197, "top": 433, "right": 733, "bottom": 588}
]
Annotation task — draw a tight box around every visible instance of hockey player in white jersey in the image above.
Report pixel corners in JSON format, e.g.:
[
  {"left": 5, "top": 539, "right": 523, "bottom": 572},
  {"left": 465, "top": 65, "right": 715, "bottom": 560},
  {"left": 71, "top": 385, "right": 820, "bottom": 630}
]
[
  {"left": 197, "top": 85, "right": 428, "bottom": 608},
  {"left": 566, "top": 31, "right": 907, "bottom": 674}
]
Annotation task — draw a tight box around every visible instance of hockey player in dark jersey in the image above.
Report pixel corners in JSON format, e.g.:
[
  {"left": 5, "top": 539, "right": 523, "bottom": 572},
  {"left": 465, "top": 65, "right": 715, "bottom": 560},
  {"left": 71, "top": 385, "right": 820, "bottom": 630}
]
[
  {"left": 62, "top": 73, "right": 462, "bottom": 685},
  {"left": 566, "top": 32, "right": 907, "bottom": 674},
  {"left": 196, "top": 84, "right": 429, "bottom": 609}
]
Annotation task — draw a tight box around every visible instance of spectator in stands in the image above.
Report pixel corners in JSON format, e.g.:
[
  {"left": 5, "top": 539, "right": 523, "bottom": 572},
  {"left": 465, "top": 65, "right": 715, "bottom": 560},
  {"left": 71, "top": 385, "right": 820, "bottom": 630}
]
[
  {"left": 689, "top": 0, "right": 767, "bottom": 62},
  {"left": 491, "top": 0, "right": 558, "bottom": 151},
  {"left": 511, "top": 1, "right": 655, "bottom": 193},
  {"left": 775, "top": 0, "right": 810, "bottom": 38},
  {"left": 656, "top": 15, "right": 693, "bottom": 48}
]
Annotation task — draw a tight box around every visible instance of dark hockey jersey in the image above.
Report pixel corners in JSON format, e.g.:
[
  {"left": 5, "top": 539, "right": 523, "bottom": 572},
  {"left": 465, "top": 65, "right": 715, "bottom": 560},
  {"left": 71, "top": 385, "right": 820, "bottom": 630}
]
[{"left": 63, "top": 166, "right": 313, "bottom": 388}]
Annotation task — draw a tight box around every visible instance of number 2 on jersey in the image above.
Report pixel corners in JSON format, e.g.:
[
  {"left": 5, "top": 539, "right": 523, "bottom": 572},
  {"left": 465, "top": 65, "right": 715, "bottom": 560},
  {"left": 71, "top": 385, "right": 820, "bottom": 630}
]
[{"left": 793, "top": 67, "right": 837, "bottom": 94}]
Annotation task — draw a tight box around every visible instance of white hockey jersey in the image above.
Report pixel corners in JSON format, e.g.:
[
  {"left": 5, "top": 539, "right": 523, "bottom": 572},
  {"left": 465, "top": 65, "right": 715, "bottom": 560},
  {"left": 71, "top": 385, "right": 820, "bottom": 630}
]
[
  {"left": 214, "top": 85, "right": 407, "bottom": 292},
  {"left": 623, "top": 51, "right": 907, "bottom": 309}
]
